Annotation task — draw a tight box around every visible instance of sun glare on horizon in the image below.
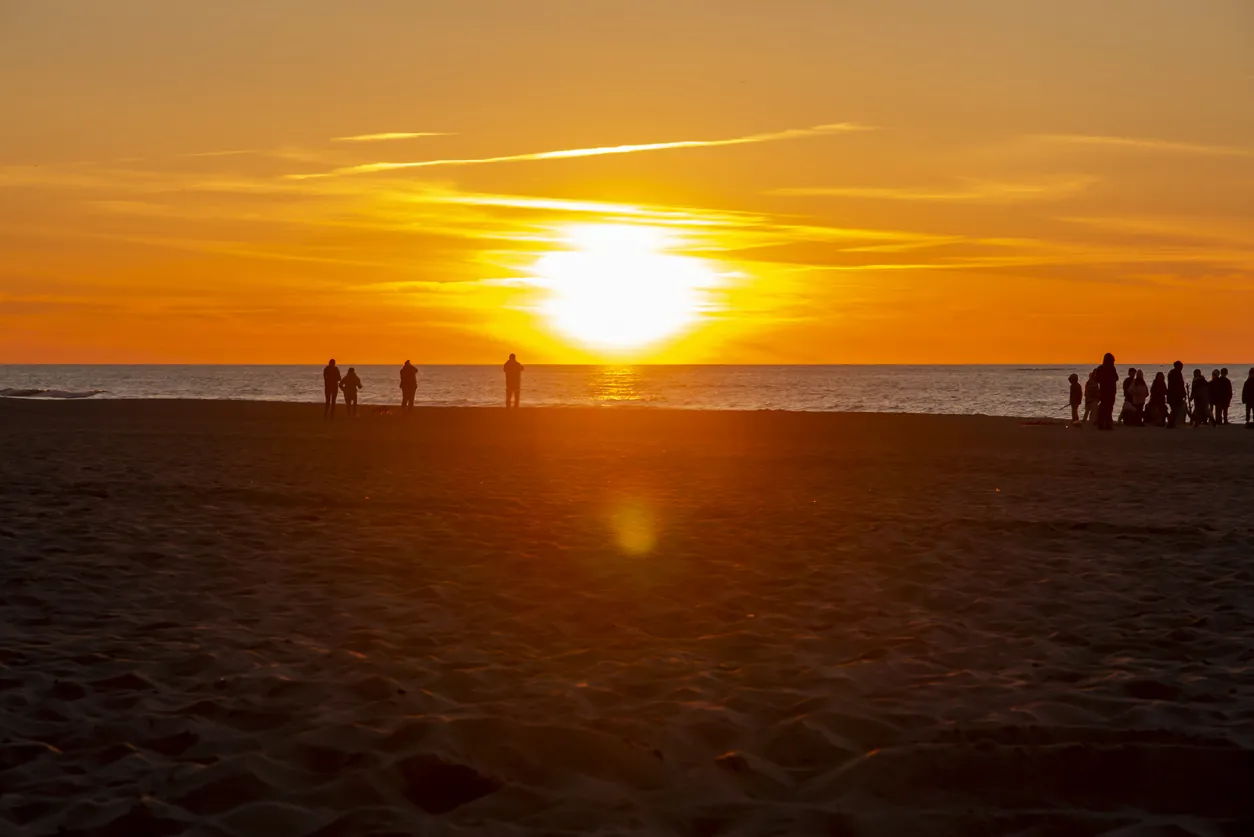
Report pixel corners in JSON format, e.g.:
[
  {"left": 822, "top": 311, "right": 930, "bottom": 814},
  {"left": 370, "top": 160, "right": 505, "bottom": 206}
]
[{"left": 530, "top": 224, "right": 720, "bottom": 353}]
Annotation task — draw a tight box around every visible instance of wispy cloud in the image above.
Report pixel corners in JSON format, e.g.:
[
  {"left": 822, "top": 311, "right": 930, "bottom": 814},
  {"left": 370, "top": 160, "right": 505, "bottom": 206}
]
[
  {"left": 291, "top": 122, "right": 873, "bottom": 179},
  {"left": 20, "top": 148, "right": 1248, "bottom": 293},
  {"left": 406, "top": 189, "right": 953, "bottom": 252},
  {"left": 770, "top": 177, "right": 1095, "bottom": 203},
  {"left": 332, "top": 132, "right": 452, "bottom": 143},
  {"left": 1035, "top": 134, "right": 1254, "bottom": 157},
  {"left": 84, "top": 200, "right": 176, "bottom": 217},
  {"left": 183, "top": 149, "right": 260, "bottom": 158},
  {"left": 1059, "top": 215, "right": 1254, "bottom": 249},
  {"left": 9, "top": 224, "right": 406, "bottom": 270},
  {"left": 407, "top": 190, "right": 766, "bottom": 229}
]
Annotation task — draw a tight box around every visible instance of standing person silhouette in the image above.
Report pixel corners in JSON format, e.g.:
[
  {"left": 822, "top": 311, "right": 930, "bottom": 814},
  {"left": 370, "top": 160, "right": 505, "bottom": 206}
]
[
  {"left": 322, "top": 359, "right": 342, "bottom": 420},
  {"left": 1130, "top": 369, "right": 1149, "bottom": 426},
  {"left": 1123, "top": 368, "right": 1143, "bottom": 426},
  {"left": 399, "top": 360, "right": 418, "bottom": 414},
  {"left": 1082, "top": 369, "right": 1101, "bottom": 423},
  {"left": 1216, "top": 368, "right": 1233, "bottom": 425},
  {"left": 1095, "top": 353, "right": 1119, "bottom": 431},
  {"left": 504, "top": 353, "right": 524, "bottom": 409},
  {"left": 1166, "top": 361, "right": 1187, "bottom": 429},
  {"left": 1243, "top": 369, "right": 1254, "bottom": 427},
  {"left": 341, "top": 367, "right": 363, "bottom": 418},
  {"left": 1068, "top": 374, "right": 1082, "bottom": 424},
  {"left": 1209, "top": 370, "right": 1223, "bottom": 424},
  {"left": 1148, "top": 371, "right": 1168, "bottom": 426},
  {"left": 1191, "top": 369, "right": 1210, "bottom": 427}
]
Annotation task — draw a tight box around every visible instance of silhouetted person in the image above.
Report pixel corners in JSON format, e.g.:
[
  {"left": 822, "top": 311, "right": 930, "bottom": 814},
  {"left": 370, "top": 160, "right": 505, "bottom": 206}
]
[
  {"left": 1208, "top": 370, "right": 1222, "bottom": 424},
  {"left": 1119, "top": 367, "right": 1137, "bottom": 425},
  {"left": 1082, "top": 369, "right": 1101, "bottom": 423},
  {"left": 504, "top": 353, "right": 524, "bottom": 409},
  {"left": 1216, "top": 368, "right": 1233, "bottom": 425},
  {"left": 1129, "top": 368, "right": 1149, "bottom": 426},
  {"left": 1190, "top": 369, "right": 1210, "bottom": 427},
  {"left": 1148, "top": 371, "right": 1168, "bottom": 426},
  {"left": 1096, "top": 353, "right": 1119, "bottom": 431},
  {"left": 1166, "top": 361, "right": 1187, "bottom": 428},
  {"left": 341, "top": 367, "right": 362, "bottom": 418},
  {"left": 1244, "top": 369, "right": 1254, "bottom": 427},
  {"left": 1068, "top": 374, "right": 1082, "bottom": 423},
  {"left": 323, "top": 359, "right": 342, "bottom": 419},
  {"left": 399, "top": 360, "right": 418, "bottom": 413}
]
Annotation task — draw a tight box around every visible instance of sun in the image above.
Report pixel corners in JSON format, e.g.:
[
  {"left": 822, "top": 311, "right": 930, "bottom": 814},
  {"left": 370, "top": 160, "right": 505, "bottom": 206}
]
[{"left": 530, "top": 224, "right": 718, "bottom": 352}]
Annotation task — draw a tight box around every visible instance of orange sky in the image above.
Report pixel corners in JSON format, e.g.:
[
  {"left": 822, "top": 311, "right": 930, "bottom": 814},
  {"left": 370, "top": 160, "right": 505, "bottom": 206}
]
[{"left": 2, "top": 0, "right": 1253, "bottom": 363}]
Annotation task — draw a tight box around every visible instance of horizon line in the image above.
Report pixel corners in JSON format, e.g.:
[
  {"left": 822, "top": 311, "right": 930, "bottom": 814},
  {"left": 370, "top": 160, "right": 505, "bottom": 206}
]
[{"left": 5, "top": 361, "right": 1249, "bottom": 368}]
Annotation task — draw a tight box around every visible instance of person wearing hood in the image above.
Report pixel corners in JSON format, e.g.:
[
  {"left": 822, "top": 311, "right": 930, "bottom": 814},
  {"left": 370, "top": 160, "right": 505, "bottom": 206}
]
[
  {"left": 340, "top": 367, "right": 363, "bottom": 418},
  {"left": 503, "top": 353, "right": 525, "bottom": 409},
  {"left": 1190, "top": 369, "right": 1210, "bottom": 427},
  {"left": 399, "top": 360, "right": 418, "bottom": 414},
  {"left": 1095, "top": 353, "right": 1120, "bottom": 431},
  {"left": 1148, "top": 371, "right": 1168, "bottom": 427}
]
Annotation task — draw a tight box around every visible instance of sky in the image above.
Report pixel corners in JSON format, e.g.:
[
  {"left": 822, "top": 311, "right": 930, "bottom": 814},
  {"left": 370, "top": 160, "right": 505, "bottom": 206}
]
[{"left": 2, "top": 0, "right": 1252, "bottom": 363}]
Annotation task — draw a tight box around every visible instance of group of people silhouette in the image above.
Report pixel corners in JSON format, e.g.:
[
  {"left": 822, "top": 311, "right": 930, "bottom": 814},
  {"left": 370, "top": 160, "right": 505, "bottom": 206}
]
[
  {"left": 318, "top": 354, "right": 1254, "bottom": 425},
  {"left": 320, "top": 354, "right": 525, "bottom": 418},
  {"left": 1068, "top": 355, "right": 1254, "bottom": 429}
]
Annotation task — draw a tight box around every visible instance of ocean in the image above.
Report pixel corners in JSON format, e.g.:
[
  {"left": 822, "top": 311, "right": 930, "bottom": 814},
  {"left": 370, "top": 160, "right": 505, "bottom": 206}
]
[{"left": 1, "top": 364, "right": 1249, "bottom": 418}]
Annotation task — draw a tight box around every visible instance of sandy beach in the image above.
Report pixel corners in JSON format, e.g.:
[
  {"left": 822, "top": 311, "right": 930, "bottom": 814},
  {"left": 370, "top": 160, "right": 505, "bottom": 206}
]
[{"left": 2, "top": 401, "right": 1252, "bottom": 836}]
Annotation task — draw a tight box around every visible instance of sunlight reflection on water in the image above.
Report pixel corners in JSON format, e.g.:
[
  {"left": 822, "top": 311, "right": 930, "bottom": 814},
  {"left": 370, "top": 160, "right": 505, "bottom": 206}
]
[{"left": 589, "top": 366, "right": 647, "bottom": 404}]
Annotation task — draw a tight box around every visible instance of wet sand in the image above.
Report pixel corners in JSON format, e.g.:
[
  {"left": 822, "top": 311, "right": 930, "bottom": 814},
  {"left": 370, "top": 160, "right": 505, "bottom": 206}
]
[{"left": 2, "top": 401, "right": 1253, "bottom": 836}]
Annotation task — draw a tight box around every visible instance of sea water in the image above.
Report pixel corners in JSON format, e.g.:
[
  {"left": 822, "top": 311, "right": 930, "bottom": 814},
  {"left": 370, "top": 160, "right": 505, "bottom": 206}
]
[{"left": 2, "top": 364, "right": 1250, "bottom": 419}]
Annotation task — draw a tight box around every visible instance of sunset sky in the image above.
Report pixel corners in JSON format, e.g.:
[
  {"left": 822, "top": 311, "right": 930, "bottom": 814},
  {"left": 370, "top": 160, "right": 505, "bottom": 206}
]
[{"left": 2, "top": 0, "right": 1252, "bottom": 363}]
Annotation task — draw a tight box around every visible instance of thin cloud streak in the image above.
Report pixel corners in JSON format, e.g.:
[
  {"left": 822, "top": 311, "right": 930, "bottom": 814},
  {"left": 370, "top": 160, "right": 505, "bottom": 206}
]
[
  {"left": 408, "top": 191, "right": 767, "bottom": 228},
  {"left": 333, "top": 132, "right": 452, "bottom": 142},
  {"left": 771, "top": 177, "right": 1095, "bottom": 202},
  {"left": 184, "top": 149, "right": 260, "bottom": 158},
  {"left": 1058, "top": 215, "right": 1254, "bottom": 249},
  {"left": 290, "top": 123, "right": 874, "bottom": 179},
  {"left": 1035, "top": 134, "right": 1254, "bottom": 157}
]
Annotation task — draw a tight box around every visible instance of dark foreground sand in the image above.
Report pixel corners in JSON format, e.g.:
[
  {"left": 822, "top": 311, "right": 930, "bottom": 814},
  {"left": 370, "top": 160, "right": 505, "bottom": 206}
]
[{"left": 2, "top": 401, "right": 1253, "bottom": 837}]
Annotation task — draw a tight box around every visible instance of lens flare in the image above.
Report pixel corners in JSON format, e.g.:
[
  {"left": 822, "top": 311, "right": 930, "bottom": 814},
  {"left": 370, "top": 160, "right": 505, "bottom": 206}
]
[{"left": 610, "top": 499, "right": 657, "bottom": 555}]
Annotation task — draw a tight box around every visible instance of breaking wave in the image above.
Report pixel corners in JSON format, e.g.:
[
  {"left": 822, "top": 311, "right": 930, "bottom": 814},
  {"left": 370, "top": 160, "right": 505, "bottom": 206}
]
[{"left": 0, "top": 388, "right": 107, "bottom": 399}]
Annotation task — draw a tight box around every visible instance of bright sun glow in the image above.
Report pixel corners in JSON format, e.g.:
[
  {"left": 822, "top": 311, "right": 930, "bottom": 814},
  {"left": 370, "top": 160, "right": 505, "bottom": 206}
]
[{"left": 531, "top": 224, "right": 718, "bottom": 351}]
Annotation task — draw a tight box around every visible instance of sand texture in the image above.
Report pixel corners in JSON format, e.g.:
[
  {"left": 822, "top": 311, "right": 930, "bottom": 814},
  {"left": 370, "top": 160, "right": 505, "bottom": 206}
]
[{"left": 2, "top": 401, "right": 1253, "bottom": 836}]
